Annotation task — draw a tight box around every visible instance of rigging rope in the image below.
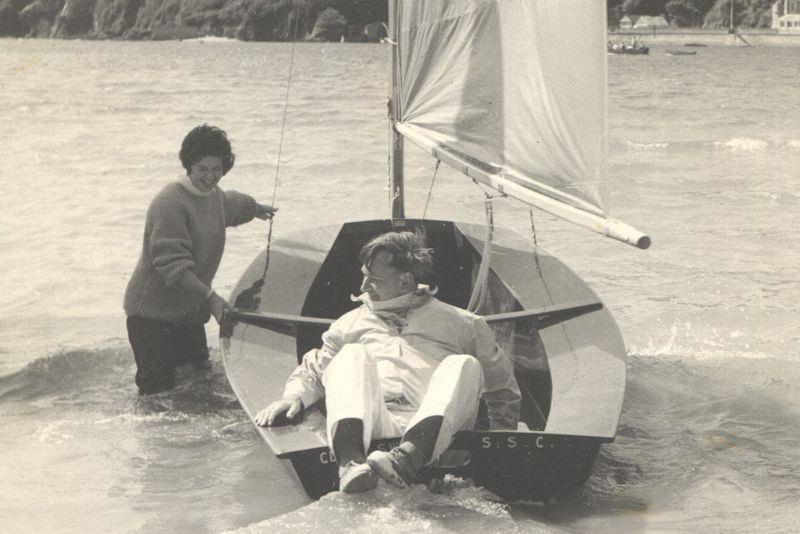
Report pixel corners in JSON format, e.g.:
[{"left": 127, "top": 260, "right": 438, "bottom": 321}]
[
  {"left": 467, "top": 180, "right": 504, "bottom": 313},
  {"left": 467, "top": 197, "right": 494, "bottom": 313},
  {"left": 231, "top": 15, "right": 300, "bottom": 319},
  {"left": 529, "top": 207, "right": 543, "bottom": 276},
  {"left": 259, "top": 13, "right": 300, "bottom": 282},
  {"left": 421, "top": 159, "right": 441, "bottom": 220}
]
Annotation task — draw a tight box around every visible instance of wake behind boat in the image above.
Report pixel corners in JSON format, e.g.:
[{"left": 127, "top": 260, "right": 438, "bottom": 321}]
[{"left": 221, "top": 0, "right": 649, "bottom": 511}]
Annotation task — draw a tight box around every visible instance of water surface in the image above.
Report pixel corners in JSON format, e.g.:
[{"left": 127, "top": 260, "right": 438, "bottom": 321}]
[{"left": 1, "top": 39, "right": 798, "bottom": 533}]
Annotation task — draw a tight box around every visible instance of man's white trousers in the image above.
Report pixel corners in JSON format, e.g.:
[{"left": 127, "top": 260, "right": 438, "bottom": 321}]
[{"left": 322, "top": 343, "right": 484, "bottom": 461}]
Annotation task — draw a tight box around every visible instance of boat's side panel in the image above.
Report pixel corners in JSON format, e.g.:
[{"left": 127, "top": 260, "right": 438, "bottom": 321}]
[
  {"left": 221, "top": 224, "right": 344, "bottom": 509},
  {"left": 221, "top": 333, "right": 314, "bottom": 512},
  {"left": 455, "top": 222, "right": 627, "bottom": 439},
  {"left": 543, "top": 342, "right": 626, "bottom": 437}
]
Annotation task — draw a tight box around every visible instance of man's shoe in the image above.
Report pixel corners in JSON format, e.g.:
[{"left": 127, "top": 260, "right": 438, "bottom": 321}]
[
  {"left": 366, "top": 446, "right": 417, "bottom": 488},
  {"left": 338, "top": 461, "right": 378, "bottom": 493}
]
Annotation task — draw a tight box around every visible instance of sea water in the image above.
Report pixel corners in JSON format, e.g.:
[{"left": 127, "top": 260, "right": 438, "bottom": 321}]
[{"left": 0, "top": 39, "right": 798, "bottom": 533}]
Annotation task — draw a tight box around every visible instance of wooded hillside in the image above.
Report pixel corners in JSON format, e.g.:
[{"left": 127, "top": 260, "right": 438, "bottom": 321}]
[
  {"left": 608, "top": 0, "right": 775, "bottom": 28},
  {"left": 0, "top": 0, "right": 779, "bottom": 40},
  {"left": 0, "top": 0, "right": 387, "bottom": 40}
]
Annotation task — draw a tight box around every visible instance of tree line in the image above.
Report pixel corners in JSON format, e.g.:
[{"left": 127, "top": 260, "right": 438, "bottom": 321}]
[
  {"left": 0, "top": 0, "right": 387, "bottom": 40},
  {"left": 0, "top": 0, "right": 779, "bottom": 39},
  {"left": 608, "top": 0, "right": 776, "bottom": 28}
]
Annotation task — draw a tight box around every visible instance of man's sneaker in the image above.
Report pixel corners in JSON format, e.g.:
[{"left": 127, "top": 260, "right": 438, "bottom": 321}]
[
  {"left": 366, "top": 445, "right": 417, "bottom": 488},
  {"left": 338, "top": 460, "right": 378, "bottom": 493}
]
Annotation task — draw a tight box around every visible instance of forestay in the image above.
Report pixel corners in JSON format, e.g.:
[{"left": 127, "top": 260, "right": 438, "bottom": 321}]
[{"left": 393, "top": 0, "right": 650, "bottom": 248}]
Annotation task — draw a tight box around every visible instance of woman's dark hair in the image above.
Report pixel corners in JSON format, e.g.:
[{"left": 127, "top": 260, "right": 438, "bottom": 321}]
[{"left": 179, "top": 124, "right": 235, "bottom": 174}]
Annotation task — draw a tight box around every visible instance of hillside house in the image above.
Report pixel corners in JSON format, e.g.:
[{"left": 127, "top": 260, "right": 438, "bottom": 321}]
[
  {"left": 633, "top": 15, "right": 669, "bottom": 29},
  {"left": 619, "top": 15, "right": 640, "bottom": 29},
  {"left": 773, "top": 0, "right": 800, "bottom": 33}
]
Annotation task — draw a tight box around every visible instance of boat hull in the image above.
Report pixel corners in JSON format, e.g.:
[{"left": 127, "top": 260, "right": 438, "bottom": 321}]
[
  {"left": 271, "top": 432, "right": 605, "bottom": 502},
  {"left": 221, "top": 219, "right": 625, "bottom": 504}
]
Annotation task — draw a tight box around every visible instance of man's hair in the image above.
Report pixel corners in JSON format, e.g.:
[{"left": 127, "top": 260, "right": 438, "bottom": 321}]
[
  {"left": 359, "top": 230, "right": 433, "bottom": 282},
  {"left": 179, "top": 124, "right": 235, "bottom": 174}
]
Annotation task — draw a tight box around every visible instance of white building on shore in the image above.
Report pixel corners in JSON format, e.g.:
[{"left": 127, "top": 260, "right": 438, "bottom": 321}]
[
  {"left": 773, "top": 0, "right": 800, "bottom": 33},
  {"left": 632, "top": 15, "right": 669, "bottom": 30},
  {"left": 618, "top": 15, "right": 639, "bottom": 29}
]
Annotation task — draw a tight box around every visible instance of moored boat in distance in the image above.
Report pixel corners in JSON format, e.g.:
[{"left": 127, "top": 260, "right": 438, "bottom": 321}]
[
  {"left": 608, "top": 40, "right": 649, "bottom": 54},
  {"left": 222, "top": 0, "right": 649, "bottom": 513}
]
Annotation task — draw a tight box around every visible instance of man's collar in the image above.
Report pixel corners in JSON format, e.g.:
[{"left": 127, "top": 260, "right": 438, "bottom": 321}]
[{"left": 352, "top": 284, "right": 436, "bottom": 313}]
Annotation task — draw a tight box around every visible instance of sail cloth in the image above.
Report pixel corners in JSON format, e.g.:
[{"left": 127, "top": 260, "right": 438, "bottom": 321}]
[{"left": 394, "top": 0, "right": 609, "bottom": 219}]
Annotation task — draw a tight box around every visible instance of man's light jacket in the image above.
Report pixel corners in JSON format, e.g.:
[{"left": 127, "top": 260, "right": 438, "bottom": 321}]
[{"left": 283, "top": 293, "right": 521, "bottom": 430}]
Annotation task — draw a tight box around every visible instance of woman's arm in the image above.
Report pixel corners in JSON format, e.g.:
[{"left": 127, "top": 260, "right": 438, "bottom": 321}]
[
  {"left": 177, "top": 270, "right": 230, "bottom": 324},
  {"left": 222, "top": 190, "right": 276, "bottom": 226}
]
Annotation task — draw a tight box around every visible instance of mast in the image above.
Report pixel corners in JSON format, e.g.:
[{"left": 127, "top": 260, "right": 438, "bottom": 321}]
[
  {"left": 388, "top": 0, "right": 404, "bottom": 219},
  {"left": 728, "top": 0, "right": 751, "bottom": 45},
  {"left": 729, "top": 0, "right": 734, "bottom": 33}
]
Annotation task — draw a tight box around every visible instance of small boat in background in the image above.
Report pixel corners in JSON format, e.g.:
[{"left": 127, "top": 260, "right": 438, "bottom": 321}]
[
  {"left": 684, "top": 42, "right": 708, "bottom": 47},
  {"left": 607, "top": 40, "right": 649, "bottom": 55}
]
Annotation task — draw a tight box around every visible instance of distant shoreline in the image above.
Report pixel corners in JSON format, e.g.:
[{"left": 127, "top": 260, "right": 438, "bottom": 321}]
[
  {"left": 610, "top": 29, "right": 800, "bottom": 47},
  {"left": 4, "top": 28, "right": 800, "bottom": 47}
]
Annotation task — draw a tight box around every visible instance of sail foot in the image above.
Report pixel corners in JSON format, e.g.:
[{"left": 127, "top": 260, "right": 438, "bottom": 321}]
[{"left": 396, "top": 122, "right": 650, "bottom": 249}]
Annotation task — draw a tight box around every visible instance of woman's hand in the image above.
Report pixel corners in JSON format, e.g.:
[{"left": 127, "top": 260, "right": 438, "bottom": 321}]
[
  {"left": 254, "top": 395, "right": 303, "bottom": 426},
  {"left": 255, "top": 203, "right": 277, "bottom": 220},
  {"left": 208, "top": 292, "right": 232, "bottom": 325}
]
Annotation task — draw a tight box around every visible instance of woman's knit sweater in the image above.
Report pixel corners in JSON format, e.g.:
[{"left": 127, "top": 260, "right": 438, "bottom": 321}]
[{"left": 124, "top": 180, "right": 257, "bottom": 324}]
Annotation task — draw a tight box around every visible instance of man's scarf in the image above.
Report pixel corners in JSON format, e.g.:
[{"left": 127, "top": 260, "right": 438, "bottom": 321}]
[{"left": 352, "top": 285, "right": 436, "bottom": 331}]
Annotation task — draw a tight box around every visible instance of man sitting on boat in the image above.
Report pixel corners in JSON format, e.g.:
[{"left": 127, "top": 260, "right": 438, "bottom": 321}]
[{"left": 255, "top": 230, "right": 521, "bottom": 493}]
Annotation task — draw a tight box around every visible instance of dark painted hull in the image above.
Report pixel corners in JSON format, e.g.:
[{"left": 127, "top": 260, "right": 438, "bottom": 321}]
[
  {"left": 278, "top": 432, "right": 605, "bottom": 502},
  {"left": 221, "top": 219, "right": 626, "bottom": 505}
]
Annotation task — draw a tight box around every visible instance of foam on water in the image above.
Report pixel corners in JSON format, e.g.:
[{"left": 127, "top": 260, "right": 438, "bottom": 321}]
[
  {"left": 714, "top": 137, "right": 769, "bottom": 153},
  {"left": 622, "top": 140, "right": 670, "bottom": 150},
  {"left": 630, "top": 322, "right": 779, "bottom": 362},
  {"left": 617, "top": 136, "right": 800, "bottom": 155},
  {"left": 0, "top": 344, "right": 271, "bottom": 533},
  {"left": 230, "top": 482, "right": 521, "bottom": 534}
]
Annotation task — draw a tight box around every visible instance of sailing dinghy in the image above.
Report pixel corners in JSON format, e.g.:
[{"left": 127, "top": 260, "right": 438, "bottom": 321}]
[{"left": 221, "top": 0, "right": 649, "bottom": 509}]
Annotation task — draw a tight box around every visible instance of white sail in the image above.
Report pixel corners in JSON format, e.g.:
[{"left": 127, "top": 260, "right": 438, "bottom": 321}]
[{"left": 394, "top": 0, "right": 649, "bottom": 248}]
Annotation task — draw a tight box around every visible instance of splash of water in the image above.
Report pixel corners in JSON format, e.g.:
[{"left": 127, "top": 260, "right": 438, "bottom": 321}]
[{"left": 229, "top": 479, "right": 522, "bottom": 534}]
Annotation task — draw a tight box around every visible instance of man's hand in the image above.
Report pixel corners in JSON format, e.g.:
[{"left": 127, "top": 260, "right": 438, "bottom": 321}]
[{"left": 254, "top": 395, "right": 303, "bottom": 426}]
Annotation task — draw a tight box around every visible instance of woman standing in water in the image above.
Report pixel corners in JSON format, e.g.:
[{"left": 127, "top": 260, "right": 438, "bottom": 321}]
[{"left": 124, "top": 124, "right": 276, "bottom": 394}]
